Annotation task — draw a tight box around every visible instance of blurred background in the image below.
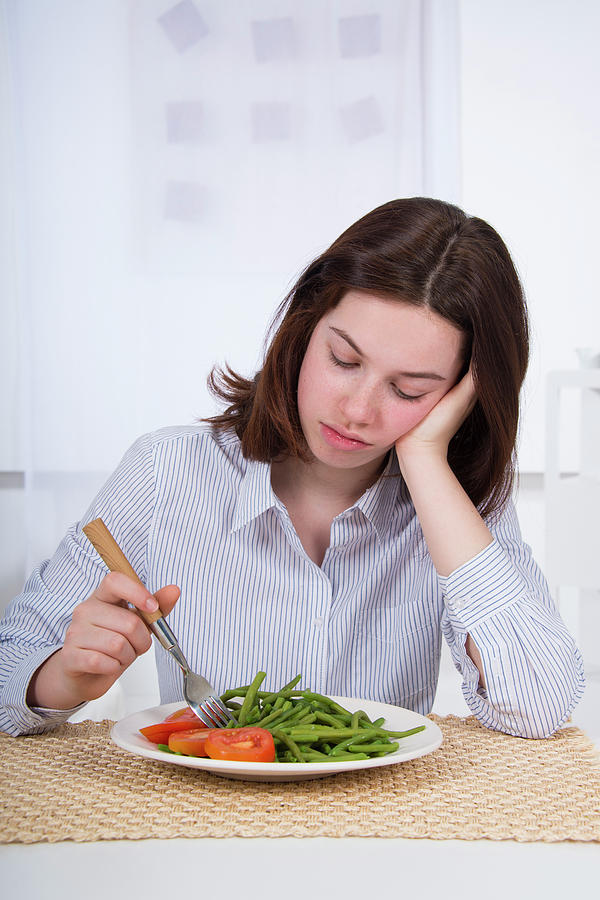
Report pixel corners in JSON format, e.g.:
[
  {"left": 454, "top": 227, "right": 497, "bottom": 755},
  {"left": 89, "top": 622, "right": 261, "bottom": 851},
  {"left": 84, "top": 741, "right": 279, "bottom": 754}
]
[{"left": 1, "top": 0, "right": 598, "bottom": 738}]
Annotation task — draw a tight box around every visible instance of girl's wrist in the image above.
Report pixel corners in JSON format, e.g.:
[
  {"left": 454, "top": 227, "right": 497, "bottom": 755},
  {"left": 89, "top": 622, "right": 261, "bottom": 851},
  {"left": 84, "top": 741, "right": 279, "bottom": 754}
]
[
  {"left": 395, "top": 442, "right": 449, "bottom": 479},
  {"left": 26, "top": 650, "right": 83, "bottom": 711}
]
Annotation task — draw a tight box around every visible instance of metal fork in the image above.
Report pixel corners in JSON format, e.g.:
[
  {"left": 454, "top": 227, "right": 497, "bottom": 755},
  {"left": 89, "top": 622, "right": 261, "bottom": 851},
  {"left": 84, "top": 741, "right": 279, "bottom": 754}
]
[{"left": 83, "top": 517, "right": 235, "bottom": 728}]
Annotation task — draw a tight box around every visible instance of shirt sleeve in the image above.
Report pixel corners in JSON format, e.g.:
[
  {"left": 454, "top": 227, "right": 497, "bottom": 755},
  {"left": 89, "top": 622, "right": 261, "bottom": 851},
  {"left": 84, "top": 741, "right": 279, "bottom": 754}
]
[
  {"left": 0, "top": 433, "right": 156, "bottom": 736},
  {"left": 438, "top": 499, "right": 585, "bottom": 738}
]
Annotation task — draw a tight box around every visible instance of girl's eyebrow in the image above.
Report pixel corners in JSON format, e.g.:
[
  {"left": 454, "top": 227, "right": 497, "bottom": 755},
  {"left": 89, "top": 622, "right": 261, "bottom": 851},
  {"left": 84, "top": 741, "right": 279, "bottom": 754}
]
[{"left": 329, "top": 325, "right": 446, "bottom": 381}]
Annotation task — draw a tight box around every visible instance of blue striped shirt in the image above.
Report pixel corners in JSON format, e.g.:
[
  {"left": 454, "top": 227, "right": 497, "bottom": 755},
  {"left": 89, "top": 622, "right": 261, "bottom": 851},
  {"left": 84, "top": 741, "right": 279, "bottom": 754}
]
[{"left": 0, "top": 425, "right": 585, "bottom": 738}]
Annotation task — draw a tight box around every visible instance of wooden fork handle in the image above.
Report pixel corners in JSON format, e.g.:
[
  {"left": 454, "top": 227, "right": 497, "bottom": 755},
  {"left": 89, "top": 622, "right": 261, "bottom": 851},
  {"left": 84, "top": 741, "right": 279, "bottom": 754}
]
[{"left": 83, "top": 517, "right": 163, "bottom": 626}]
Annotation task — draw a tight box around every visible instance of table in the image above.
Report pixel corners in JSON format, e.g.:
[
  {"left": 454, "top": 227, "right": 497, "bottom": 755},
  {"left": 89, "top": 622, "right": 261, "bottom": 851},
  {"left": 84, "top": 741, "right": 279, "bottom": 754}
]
[{"left": 2, "top": 837, "right": 599, "bottom": 899}]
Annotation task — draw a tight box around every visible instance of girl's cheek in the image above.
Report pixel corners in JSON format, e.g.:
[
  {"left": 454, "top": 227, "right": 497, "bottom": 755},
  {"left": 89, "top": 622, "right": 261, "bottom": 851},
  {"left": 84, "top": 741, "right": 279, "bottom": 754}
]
[{"left": 389, "top": 399, "right": 436, "bottom": 438}]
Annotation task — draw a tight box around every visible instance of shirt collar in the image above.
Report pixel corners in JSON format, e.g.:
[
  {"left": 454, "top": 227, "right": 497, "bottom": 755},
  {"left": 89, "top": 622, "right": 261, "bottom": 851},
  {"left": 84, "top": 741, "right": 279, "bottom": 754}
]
[
  {"left": 231, "top": 457, "right": 280, "bottom": 533},
  {"left": 231, "top": 451, "right": 407, "bottom": 542},
  {"left": 353, "top": 451, "right": 406, "bottom": 544}
]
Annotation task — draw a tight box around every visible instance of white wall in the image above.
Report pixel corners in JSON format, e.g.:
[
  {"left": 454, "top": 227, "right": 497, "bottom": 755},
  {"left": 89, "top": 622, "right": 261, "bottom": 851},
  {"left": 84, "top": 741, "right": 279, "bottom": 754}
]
[
  {"left": 459, "top": 0, "right": 600, "bottom": 472},
  {"left": 3, "top": 0, "right": 599, "bottom": 591}
]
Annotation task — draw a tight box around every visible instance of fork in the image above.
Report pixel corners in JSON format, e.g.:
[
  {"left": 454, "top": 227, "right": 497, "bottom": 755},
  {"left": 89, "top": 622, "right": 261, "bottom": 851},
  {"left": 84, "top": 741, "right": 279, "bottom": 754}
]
[{"left": 82, "top": 517, "right": 235, "bottom": 728}]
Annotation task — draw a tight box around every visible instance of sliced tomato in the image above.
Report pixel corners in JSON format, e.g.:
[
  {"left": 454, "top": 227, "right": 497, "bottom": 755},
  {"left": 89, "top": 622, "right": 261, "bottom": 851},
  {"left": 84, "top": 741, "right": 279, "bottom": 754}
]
[
  {"left": 168, "top": 728, "right": 216, "bottom": 757},
  {"left": 139, "top": 707, "right": 207, "bottom": 744},
  {"left": 205, "top": 727, "right": 275, "bottom": 763},
  {"left": 164, "top": 707, "right": 198, "bottom": 723}
]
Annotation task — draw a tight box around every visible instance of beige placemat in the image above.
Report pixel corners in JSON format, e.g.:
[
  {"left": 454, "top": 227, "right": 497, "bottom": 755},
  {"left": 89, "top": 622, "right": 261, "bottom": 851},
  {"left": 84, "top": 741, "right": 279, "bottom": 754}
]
[{"left": 1, "top": 715, "right": 599, "bottom": 843}]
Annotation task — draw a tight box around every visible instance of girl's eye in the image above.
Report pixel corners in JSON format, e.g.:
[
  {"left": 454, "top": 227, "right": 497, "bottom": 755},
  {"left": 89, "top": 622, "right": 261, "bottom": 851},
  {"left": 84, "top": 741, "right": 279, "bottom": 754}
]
[
  {"left": 392, "top": 385, "right": 422, "bottom": 402},
  {"left": 329, "top": 350, "right": 423, "bottom": 401},
  {"left": 329, "top": 350, "right": 357, "bottom": 369}
]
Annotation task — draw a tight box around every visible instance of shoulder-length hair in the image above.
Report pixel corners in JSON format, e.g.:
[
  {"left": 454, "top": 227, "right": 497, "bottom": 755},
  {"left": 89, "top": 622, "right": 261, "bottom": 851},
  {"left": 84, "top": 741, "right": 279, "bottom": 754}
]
[{"left": 205, "top": 197, "right": 529, "bottom": 519}]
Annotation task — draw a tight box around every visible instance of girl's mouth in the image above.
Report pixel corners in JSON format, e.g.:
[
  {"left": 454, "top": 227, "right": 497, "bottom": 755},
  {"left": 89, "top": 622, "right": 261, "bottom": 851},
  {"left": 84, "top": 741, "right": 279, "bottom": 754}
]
[{"left": 320, "top": 423, "right": 371, "bottom": 450}]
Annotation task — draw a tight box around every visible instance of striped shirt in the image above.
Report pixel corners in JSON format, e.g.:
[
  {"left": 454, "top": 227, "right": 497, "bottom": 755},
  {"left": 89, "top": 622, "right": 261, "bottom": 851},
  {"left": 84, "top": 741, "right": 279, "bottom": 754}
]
[{"left": 0, "top": 425, "right": 585, "bottom": 738}]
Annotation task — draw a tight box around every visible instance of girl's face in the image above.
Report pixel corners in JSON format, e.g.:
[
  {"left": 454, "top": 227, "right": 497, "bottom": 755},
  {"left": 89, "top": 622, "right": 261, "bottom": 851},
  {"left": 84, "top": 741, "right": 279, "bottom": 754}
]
[{"left": 297, "top": 290, "right": 465, "bottom": 477}]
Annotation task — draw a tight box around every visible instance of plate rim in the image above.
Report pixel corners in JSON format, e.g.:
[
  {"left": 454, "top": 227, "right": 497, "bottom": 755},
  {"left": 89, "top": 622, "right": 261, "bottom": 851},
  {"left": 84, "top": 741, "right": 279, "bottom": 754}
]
[{"left": 111, "top": 696, "right": 443, "bottom": 779}]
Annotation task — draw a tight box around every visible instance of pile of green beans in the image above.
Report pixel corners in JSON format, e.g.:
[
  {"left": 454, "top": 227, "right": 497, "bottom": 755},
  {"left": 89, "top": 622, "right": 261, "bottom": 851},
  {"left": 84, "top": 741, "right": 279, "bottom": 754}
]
[{"left": 220, "top": 672, "right": 425, "bottom": 763}]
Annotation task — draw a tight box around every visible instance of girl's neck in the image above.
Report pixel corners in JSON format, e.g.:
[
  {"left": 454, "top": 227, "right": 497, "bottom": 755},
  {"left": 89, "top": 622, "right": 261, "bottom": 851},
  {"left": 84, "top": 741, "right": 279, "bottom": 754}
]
[{"left": 271, "top": 453, "right": 386, "bottom": 512}]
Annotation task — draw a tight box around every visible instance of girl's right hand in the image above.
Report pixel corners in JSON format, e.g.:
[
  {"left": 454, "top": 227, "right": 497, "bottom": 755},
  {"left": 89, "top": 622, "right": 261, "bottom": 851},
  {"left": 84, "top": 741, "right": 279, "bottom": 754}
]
[{"left": 26, "top": 573, "right": 180, "bottom": 711}]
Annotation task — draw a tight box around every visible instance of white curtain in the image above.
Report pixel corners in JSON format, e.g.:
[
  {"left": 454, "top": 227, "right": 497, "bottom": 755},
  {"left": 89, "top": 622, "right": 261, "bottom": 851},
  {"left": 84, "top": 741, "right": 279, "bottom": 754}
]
[{"left": 1, "top": 0, "right": 460, "bottom": 579}]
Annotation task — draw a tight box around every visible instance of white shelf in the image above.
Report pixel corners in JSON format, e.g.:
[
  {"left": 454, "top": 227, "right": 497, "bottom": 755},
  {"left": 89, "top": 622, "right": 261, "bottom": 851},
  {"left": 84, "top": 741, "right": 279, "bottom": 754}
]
[
  {"left": 545, "top": 474, "right": 600, "bottom": 590},
  {"left": 545, "top": 369, "right": 600, "bottom": 595}
]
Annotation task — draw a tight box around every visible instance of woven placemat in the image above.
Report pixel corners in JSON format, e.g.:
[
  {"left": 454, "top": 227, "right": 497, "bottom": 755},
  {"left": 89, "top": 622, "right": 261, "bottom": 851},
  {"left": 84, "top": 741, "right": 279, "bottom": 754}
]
[{"left": 1, "top": 715, "right": 598, "bottom": 843}]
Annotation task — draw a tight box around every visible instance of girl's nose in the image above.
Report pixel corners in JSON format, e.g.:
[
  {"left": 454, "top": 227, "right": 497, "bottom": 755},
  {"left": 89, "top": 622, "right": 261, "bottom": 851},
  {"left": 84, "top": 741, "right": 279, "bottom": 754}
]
[{"left": 339, "top": 382, "right": 378, "bottom": 426}]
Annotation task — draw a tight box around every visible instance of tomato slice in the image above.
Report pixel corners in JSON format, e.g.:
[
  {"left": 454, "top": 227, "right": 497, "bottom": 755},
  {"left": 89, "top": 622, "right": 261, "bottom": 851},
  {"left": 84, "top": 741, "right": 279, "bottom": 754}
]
[
  {"left": 164, "top": 707, "right": 198, "bottom": 723},
  {"left": 139, "top": 707, "right": 207, "bottom": 744},
  {"left": 205, "top": 727, "right": 275, "bottom": 763},
  {"left": 168, "top": 728, "right": 216, "bottom": 757}
]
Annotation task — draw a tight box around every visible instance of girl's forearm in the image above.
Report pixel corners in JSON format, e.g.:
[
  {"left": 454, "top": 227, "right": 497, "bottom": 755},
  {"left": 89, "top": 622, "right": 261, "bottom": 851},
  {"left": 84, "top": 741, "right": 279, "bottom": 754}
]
[
  {"left": 26, "top": 649, "right": 85, "bottom": 710},
  {"left": 397, "top": 449, "right": 492, "bottom": 687},
  {"left": 397, "top": 449, "right": 493, "bottom": 578}
]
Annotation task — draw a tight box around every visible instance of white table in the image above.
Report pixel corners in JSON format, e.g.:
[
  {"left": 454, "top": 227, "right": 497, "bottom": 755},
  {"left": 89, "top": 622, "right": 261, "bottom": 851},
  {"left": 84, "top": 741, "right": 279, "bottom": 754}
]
[
  {"left": 2, "top": 837, "right": 599, "bottom": 899},
  {"left": 4, "top": 645, "right": 598, "bottom": 895}
]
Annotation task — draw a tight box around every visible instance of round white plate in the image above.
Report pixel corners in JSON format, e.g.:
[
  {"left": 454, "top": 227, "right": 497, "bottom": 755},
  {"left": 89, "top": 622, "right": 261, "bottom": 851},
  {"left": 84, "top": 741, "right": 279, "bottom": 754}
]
[{"left": 111, "top": 697, "right": 443, "bottom": 782}]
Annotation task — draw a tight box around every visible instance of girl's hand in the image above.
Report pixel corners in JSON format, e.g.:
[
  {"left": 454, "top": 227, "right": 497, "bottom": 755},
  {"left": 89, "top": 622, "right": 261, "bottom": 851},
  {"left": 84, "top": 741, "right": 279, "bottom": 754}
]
[
  {"left": 395, "top": 368, "right": 477, "bottom": 465},
  {"left": 27, "top": 573, "right": 180, "bottom": 710}
]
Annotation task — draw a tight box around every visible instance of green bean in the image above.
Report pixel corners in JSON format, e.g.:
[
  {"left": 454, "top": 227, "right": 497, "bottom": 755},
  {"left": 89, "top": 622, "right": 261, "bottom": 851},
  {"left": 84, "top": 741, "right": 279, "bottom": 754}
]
[
  {"left": 244, "top": 707, "right": 263, "bottom": 725},
  {"left": 237, "top": 671, "right": 267, "bottom": 725},
  {"left": 300, "top": 749, "right": 331, "bottom": 761},
  {"left": 346, "top": 742, "right": 399, "bottom": 754},
  {"left": 320, "top": 751, "right": 370, "bottom": 761},
  {"left": 287, "top": 728, "right": 365, "bottom": 741},
  {"left": 220, "top": 684, "right": 252, "bottom": 701},
  {"left": 261, "top": 674, "right": 302, "bottom": 705},
  {"left": 287, "top": 711, "right": 317, "bottom": 728},
  {"left": 373, "top": 725, "right": 426, "bottom": 739},
  {"left": 299, "top": 691, "right": 354, "bottom": 720},
  {"left": 351, "top": 710, "right": 378, "bottom": 729},
  {"left": 272, "top": 728, "right": 306, "bottom": 763},
  {"left": 329, "top": 728, "right": 379, "bottom": 754},
  {"left": 257, "top": 703, "right": 308, "bottom": 730},
  {"left": 314, "top": 710, "right": 347, "bottom": 728}
]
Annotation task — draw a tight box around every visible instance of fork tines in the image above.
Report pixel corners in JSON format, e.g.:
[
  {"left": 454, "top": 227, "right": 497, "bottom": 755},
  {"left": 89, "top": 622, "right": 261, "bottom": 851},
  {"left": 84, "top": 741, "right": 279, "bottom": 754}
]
[{"left": 198, "top": 696, "right": 235, "bottom": 728}]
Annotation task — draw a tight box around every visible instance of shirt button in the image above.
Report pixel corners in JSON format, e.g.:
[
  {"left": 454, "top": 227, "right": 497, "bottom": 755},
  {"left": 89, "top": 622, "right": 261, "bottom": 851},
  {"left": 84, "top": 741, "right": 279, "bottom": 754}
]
[
  {"left": 313, "top": 616, "right": 324, "bottom": 628},
  {"left": 453, "top": 598, "right": 466, "bottom": 611}
]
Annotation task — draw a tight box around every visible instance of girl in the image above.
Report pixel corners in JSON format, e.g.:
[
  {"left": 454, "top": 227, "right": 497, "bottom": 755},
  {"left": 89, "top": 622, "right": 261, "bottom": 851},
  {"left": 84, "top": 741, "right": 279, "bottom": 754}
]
[{"left": 0, "top": 198, "right": 584, "bottom": 738}]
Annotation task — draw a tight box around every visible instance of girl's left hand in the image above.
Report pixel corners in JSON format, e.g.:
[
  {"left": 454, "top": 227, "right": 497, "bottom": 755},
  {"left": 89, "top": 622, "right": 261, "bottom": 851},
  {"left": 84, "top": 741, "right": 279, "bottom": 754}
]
[{"left": 395, "top": 368, "right": 477, "bottom": 464}]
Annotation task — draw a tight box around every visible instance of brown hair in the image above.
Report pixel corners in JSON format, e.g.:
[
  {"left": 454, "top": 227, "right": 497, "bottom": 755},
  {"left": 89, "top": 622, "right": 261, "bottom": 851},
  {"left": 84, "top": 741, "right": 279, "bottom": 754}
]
[{"left": 205, "top": 197, "right": 529, "bottom": 518}]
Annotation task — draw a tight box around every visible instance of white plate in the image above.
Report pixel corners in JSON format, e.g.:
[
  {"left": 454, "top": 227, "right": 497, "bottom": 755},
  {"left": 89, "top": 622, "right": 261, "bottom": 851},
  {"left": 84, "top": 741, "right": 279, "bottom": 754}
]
[{"left": 111, "top": 697, "right": 443, "bottom": 782}]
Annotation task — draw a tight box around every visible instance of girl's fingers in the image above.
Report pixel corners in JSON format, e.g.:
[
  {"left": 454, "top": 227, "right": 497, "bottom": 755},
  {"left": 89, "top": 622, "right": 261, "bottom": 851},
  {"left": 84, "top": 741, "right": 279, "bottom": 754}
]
[
  {"left": 59, "top": 575, "right": 182, "bottom": 682},
  {"left": 70, "top": 600, "right": 152, "bottom": 655},
  {"left": 154, "top": 584, "right": 180, "bottom": 616},
  {"left": 60, "top": 639, "right": 136, "bottom": 678},
  {"left": 94, "top": 571, "right": 159, "bottom": 613}
]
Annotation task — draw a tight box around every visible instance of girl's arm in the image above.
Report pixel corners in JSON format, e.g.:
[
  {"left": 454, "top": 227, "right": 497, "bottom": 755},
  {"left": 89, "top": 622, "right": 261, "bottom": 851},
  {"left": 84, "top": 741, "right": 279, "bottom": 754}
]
[
  {"left": 395, "top": 368, "right": 491, "bottom": 576},
  {"left": 26, "top": 576, "right": 179, "bottom": 711},
  {"left": 395, "top": 370, "right": 490, "bottom": 682},
  {"left": 0, "top": 432, "right": 159, "bottom": 736},
  {"left": 395, "top": 371, "right": 584, "bottom": 736}
]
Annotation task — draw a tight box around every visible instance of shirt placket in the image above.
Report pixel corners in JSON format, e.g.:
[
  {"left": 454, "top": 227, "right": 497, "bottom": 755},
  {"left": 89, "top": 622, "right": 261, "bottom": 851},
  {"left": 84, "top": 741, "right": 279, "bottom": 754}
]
[{"left": 273, "top": 503, "right": 332, "bottom": 693}]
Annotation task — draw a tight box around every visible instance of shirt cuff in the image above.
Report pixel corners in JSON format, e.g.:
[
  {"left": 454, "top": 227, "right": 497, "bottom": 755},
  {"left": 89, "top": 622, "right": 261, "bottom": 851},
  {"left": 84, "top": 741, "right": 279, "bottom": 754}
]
[
  {"left": 438, "top": 539, "right": 528, "bottom": 632},
  {"left": 0, "top": 644, "right": 86, "bottom": 735}
]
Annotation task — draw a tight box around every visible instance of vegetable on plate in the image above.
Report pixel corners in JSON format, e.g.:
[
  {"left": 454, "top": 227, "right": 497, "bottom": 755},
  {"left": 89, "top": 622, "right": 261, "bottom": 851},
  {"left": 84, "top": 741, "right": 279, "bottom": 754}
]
[
  {"left": 205, "top": 727, "right": 276, "bottom": 762},
  {"left": 139, "top": 671, "right": 425, "bottom": 764},
  {"left": 139, "top": 706, "right": 207, "bottom": 745},
  {"left": 167, "top": 728, "right": 214, "bottom": 757}
]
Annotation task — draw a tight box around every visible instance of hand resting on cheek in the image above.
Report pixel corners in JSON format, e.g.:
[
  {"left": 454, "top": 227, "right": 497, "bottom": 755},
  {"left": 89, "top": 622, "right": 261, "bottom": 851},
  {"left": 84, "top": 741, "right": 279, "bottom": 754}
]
[{"left": 394, "top": 368, "right": 477, "bottom": 466}]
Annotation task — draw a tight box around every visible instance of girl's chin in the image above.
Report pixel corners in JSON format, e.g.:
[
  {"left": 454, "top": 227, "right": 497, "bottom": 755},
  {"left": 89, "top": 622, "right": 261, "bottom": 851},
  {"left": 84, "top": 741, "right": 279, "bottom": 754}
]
[{"left": 309, "top": 440, "right": 388, "bottom": 471}]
